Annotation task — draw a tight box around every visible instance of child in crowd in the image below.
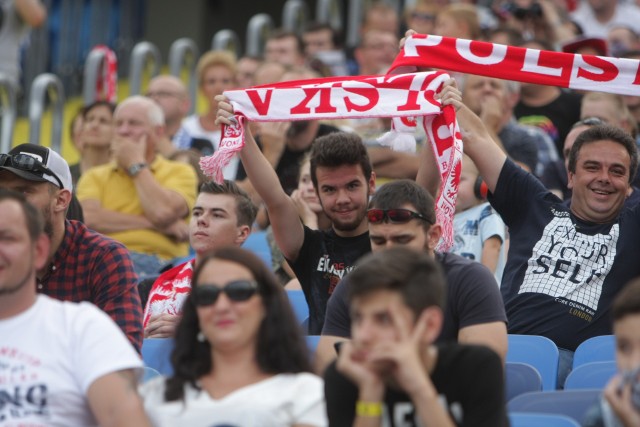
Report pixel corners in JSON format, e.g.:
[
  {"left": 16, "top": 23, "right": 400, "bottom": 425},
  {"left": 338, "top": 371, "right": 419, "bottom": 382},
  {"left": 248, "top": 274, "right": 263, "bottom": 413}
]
[{"left": 451, "top": 155, "right": 506, "bottom": 283}]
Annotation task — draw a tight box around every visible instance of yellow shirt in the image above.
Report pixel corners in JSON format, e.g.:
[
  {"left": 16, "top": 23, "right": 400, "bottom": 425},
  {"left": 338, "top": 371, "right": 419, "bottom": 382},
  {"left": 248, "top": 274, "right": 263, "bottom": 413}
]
[{"left": 77, "top": 156, "right": 197, "bottom": 259}]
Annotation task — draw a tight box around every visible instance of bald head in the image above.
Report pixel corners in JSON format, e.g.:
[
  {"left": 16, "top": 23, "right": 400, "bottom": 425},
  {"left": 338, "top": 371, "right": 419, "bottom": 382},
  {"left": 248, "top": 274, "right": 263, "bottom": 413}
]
[{"left": 146, "top": 75, "right": 190, "bottom": 133}]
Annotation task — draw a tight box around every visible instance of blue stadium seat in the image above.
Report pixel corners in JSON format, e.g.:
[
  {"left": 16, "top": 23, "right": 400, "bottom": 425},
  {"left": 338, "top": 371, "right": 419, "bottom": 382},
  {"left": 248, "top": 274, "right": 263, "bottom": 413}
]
[
  {"left": 507, "top": 335, "right": 560, "bottom": 390},
  {"left": 242, "top": 231, "right": 273, "bottom": 268},
  {"left": 286, "top": 289, "right": 309, "bottom": 326},
  {"left": 141, "top": 338, "right": 175, "bottom": 376},
  {"left": 564, "top": 361, "right": 617, "bottom": 390},
  {"left": 572, "top": 335, "right": 615, "bottom": 369},
  {"left": 506, "top": 362, "right": 543, "bottom": 401},
  {"left": 507, "top": 389, "right": 602, "bottom": 424},
  {"left": 509, "top": 412, "right": 581, "bottom": 427}
]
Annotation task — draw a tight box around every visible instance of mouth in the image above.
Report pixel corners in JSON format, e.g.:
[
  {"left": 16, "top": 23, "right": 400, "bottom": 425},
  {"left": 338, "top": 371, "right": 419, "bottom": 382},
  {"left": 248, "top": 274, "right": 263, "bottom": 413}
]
[
  {"left": 193, "top": 231, "right": 209, "bottom": 237},
  {"left": 590, "top": 188, "right": 614, "bottom": 197},
  {"left": 215, "top": 319, "right": 235, "bottom": 327}
]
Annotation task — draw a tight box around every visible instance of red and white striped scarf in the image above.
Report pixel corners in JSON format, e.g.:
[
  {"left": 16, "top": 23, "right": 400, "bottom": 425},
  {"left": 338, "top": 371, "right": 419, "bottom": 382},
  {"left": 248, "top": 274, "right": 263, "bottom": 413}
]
[{"left": 200, "top": 70, "right": 462, "bottom": 250}]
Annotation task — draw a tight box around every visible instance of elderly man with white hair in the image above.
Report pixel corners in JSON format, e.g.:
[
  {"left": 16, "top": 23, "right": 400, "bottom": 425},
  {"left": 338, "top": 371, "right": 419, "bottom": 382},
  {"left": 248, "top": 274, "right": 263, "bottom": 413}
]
[{"left": 77, "top": 96, "right": 197, "bottom": 278}]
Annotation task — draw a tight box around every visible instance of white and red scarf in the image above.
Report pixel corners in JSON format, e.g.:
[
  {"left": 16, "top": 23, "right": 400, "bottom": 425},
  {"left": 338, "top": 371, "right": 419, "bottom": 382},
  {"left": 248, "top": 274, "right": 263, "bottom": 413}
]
[
  {"left": 200, "top": 70, "right": 462, "bottom": 250},
  {"left": 202, "top": 34, "right": 640, "bottom": 250}
]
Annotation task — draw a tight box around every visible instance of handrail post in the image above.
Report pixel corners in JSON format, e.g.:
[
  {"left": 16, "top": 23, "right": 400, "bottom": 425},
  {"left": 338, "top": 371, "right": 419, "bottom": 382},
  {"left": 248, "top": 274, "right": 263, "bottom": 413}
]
[
  {"left": 169, "top": 38, "right": 200, "bottom": 113},
  {"left": 28, "top": 74, "right": 65, "bottom": 153},
  {"left": 0, "top": 73, "right": 16, "bottom": 154},
  {"left": 211, "top": 29, "right": 242, "bottom": 57},
  {"left": 316, "top": 0, "right": 343, "bottom": 32},
  {"left": 245, "top": 14, "right": 274, "bottom": 58},
  {"left": 128, "top": 41, "right": 162, "bottom": 96},
  {"left": 282, "top": 0, "right": 308, "bottom": 34},
  {"left": 347, "top": 0, "right": 365, "bottom": 49}
]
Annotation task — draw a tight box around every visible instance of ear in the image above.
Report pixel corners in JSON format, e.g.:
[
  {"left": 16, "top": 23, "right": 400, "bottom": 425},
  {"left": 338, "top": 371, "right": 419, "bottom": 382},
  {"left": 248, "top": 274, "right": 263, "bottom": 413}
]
[
  {"left": 53, "top": 189, "right": 72, "bottom": 214},
  {"left": 235, "top": 225, "right": 251, "bottom": 245},
  {"left": 33, "top": 233, "right": 51, "bottom": 270},
  {"left": 416, "top": 306, "right": 443, "bottom": 344},
  {"left": 368, "top": 171, "right": 377, "bottom": 195},
  {"left": 567, "top": 171, "right": 575, "bottom": 190},
  {"left": 426, "top": 223, "right": 442, "bottom": 252}
]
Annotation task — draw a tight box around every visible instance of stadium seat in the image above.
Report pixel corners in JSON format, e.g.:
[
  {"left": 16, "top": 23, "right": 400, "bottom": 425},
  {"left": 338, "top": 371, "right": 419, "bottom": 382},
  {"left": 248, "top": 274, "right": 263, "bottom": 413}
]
[
  {"left": 572, "top": 335, "right": 615, "bottom": 369},
  {"left": 564, "top": 361, "right": 617, "bottom": 390},
  {"left": 509, "top": 412, "right": 581, "bottom": 427},
  {"left": 507, "top": 334, "right": 560, "bottom": 390},
  {"left": 141, "top": 338, "right": 175, "bottom": 376},
  {"left": 286, "top": 289, "right": 309, "bottom": 325},
  {"left": 507, "top": 389, "right": 602, "bottom": 424},
  {"left": 242, "top": 231, "right": 273, "bottom": 267},
  {"left": 506, "top": 362, "right": 543, "bottom": 401}
]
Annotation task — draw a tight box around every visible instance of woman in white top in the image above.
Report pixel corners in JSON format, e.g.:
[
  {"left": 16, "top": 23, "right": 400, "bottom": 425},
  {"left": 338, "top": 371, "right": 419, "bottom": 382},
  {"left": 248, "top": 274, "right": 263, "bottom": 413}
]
[
  {"left": 178, "top": 50, "right": 241, "bottom": 179},
  {"left": 140, "top": 246, "right": 327, "bottom": 427}
]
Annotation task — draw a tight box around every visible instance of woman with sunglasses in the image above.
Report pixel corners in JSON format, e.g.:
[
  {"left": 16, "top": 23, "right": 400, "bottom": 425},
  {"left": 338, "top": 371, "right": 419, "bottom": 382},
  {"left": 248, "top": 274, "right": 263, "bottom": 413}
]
[{"left": 140, "top": 246, "right": 327, "bottom": 427}]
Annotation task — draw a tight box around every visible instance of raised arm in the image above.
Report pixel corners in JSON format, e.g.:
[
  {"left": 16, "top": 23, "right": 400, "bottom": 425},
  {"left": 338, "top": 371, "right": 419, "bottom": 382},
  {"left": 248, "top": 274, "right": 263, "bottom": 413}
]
[
  {"left": 438, "top": 79, "right": 507, "bottom": 193},
  {"left": 216, "top": 95, "right": 305, "bottom": 261}
]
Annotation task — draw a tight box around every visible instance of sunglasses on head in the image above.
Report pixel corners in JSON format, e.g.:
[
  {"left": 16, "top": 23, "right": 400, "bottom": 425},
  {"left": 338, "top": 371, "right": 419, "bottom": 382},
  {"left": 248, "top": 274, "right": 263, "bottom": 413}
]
[
  {"left": 572, "top": 117, "right": 605, "bottom": 129},
  {"left": 0, "top": 153, "right": 64, "bottom": 189},
  {"left": 192, "top": 280, "right": 259, "bottom": 306},
  {"left": 367, "top": 208, "right": 433, "bottom": 224}
]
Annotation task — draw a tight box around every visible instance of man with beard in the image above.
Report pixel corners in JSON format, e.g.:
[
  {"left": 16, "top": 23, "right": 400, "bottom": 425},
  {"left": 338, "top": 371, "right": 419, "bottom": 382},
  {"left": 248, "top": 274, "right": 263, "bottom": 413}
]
[
  {"left": 0, "top": 144, "right": 143, "bottom": 352},
  {"left": 0, "top": 189, "right": 150, "bottom": 426},
  {"left": 217, "top": 97, "right": 374, "bottom": 334}
]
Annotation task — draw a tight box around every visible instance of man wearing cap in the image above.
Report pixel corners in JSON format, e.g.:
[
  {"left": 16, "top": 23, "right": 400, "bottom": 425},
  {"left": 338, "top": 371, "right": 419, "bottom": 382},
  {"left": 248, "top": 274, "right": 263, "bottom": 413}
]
[
  {"left": 77, "top": 96, "right": 197, "bottom": 278},
  {"left": 0, "top": 143, "right": 143, "bottom": 352}
]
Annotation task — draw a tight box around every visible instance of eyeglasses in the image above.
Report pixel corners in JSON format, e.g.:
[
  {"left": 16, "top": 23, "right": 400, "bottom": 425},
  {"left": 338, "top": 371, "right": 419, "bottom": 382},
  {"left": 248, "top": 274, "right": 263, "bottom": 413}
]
[
  {"left": 145, "top": 90, "right": 182, "bottom": 99},
  {"left": 367, "top": 208, "right": 433, "bottom": 224},
  {"left": 0, "top": 153, "right": 64, "bottom": 188},
  {"left": 192, "top": 280, "right": 259, "bottom": 306},
  {"left": 572, "top": 117, "right": 605, "bottom": 129},
  {"left": 411, "top": 11, "right": 435, "bottom": 21}
]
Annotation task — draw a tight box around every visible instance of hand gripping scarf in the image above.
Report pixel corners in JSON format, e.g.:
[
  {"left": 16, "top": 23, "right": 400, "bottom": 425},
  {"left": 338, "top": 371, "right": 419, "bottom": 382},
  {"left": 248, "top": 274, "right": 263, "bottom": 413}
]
[{"left": 200, "top": 70, "right": 462, "bottom": 251}]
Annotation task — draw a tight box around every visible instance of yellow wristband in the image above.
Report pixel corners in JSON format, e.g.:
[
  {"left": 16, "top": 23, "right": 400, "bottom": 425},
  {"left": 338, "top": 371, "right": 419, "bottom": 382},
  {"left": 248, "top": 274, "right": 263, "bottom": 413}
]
[{"left": 356, "top": 401, "right": 383, "bottom": 417}]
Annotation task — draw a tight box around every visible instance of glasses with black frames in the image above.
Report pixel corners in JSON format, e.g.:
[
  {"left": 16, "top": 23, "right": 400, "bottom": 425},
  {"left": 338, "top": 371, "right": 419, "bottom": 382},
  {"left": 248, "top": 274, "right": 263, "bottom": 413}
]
[
  {"left": 367, "top": 208, "right": 433, "bottom": 225},
  {"left": 0, "top": 154, "right": 64, "bottom": 188},
  {"left": 192, "top": 280, "right": 259, "bottom": 306}
]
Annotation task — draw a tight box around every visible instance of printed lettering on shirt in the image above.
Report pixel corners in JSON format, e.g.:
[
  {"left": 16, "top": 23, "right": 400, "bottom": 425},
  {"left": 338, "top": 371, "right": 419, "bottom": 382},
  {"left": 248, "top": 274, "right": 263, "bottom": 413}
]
[
  {"left": 0, "top": 348, "right": 49, "bottom": 422},
  {"left": 520, "top": 211, "right": 618, "bottom": 313},
  {"left": 316, "top": 255, "right": 356, "bottom": 294},
  {"left": 381, "top": 394, "right": 463, "bottom": 426}
]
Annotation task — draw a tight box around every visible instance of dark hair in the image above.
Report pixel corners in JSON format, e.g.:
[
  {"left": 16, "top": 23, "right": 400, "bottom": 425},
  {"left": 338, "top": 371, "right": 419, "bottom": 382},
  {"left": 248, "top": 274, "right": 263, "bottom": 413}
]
[
  {"left": 309, "top": 132, "right": 372, "bottom": 189},
  {"left": 303, "top": 21, "right": 342, "bottom": 49},
  {"left": 199, "top": 180, "right": 258, "bottom": 228},
  {"left": 82, "top": 100, "right": 116, "bottom": 120},
  {"left": 0, "top": 189, "right": 44, "bottom": 241},
  {"left": 347, "top": 247, "right": 446, "bottom": 318},
  {"left": 267, "top": 29, "right": 304, "bottom": 56},
  {"left": 164, "top": 247, "right": 312, "bottom": 402},
  {"left": 567, "top": 124, "right": 639, "bottom": 184},
  {"left": 369, "top": 180, "right": 436, "bottom": 231},
  {"left": 612, "top": 277, "right": 640, "bottom": 321}
]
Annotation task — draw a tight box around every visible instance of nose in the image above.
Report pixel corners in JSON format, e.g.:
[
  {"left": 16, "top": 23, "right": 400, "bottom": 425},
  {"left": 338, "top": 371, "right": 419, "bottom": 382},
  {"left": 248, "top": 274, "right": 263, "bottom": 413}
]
[
  {"left": 354, "top": 318, "right": 375, "bottom": 346},
  {"left": 335, "top": 188, "right": 350, "bottom": 205}
]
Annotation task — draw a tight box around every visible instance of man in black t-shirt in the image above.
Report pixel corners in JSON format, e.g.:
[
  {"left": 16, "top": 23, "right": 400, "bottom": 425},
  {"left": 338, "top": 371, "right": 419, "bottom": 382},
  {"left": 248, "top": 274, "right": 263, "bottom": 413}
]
[{"left": 324, "top": 247, "right": 508, "bottom": 427}]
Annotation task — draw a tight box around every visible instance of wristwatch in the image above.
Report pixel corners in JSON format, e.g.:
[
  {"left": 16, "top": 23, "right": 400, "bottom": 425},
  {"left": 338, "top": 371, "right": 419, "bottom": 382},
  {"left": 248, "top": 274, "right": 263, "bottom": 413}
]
[{"left": 127, "top": 162, "right": 148, "bottom": 177}]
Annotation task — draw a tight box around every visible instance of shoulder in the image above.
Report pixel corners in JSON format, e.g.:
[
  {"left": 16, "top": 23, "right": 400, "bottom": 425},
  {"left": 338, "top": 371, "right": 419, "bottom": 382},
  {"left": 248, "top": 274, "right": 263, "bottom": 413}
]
[
  {"left": 437, "top": 252, "right": 499, "bottom": 289},
  {"left": 437, "top": 342, "right": 502, "bottom": 372},
  {"left": 68, "top": 221, "right": 130, "bottom": 254}
]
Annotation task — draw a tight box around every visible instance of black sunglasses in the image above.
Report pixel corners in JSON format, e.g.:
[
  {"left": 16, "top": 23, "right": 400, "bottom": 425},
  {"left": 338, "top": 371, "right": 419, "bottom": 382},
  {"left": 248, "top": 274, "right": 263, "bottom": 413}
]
[
  {"left": 572, "top": 117, "right": 605, "bottom": 129},
  {"left": 367, "top": 208, "right": 433, "bottom": 224},
  {"left": 0, "top": 153, "right": 64, "bottom": 189},
  {"left": 192, "top": 280, "right": 259, "bottom": 306}
]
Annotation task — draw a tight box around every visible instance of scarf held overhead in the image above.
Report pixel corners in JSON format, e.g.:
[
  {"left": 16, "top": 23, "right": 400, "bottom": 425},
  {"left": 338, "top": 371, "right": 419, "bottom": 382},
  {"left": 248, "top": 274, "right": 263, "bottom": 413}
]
[
  {"left": 201, "top": 71, "right": 462, "bottom": 251},
  {"left": 390, "top": 34, "right": 640, "bottom": 95}
]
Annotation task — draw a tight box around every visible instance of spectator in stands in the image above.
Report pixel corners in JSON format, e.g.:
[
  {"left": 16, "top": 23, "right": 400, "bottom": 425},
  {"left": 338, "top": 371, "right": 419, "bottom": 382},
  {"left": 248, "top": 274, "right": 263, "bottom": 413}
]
[
  {"left": 68, "top": 100, "right": 115, "bottom": 185},
  {"left": 0, "top": 0, "right": 47, "bottom": 88},
  {"left": 77, "top": 96, "right": 197, "bottom": 279},
  {"left": 608, "top": 25, "right": 640, "bottom": 57},
  {"left": 571, "top": 0, "right": 640, "bottom": 39},
  {"left": 440, "top": 77, "right": 640, "bottom": 387},
  {"left": 143, "top": 180, "right": 257, "bottom": 338},
  {"left": 178, "top": 50, "right": 240, "bottom": 179},
  {"left": 353, "top": 29, "right": 398, "bottom": 76},
  {"left": 583, "top": 278, "right": 640, "bottom": 427},
  {"left": 404, "top": 0, "right": 438, "bottom": 36},
  {"left": 434, "top": 3, "right": 482, "bottom": 40},
  {"left": 0, "top": 189, "right": 150, "bottom": 426},
  {"left": 146, "top": 75, "right": 208, "bottom": 156},
  {"left": 140, "top": 247, "right": 327, "bottom": 426},
  {"left": 264, "top": 29, "right": 305, "bottom": 67},
  {"left": 218, "top": 96, "right": 374, "bottom": 335},
  {"left": 236, "top": 55, "right": 262, "bottom": 89},
  {"left": 581, "top": 91, "right": 637, "bottom": 139},
  {"left": 317, "top": 179, "right": 507, "bottom": 372},
  {"left": 0, "top": 143, "right": 143, "bottom": 351},
  {"left": 302, "top": 22, "right": 348, "bottom": 77},
  {"left": 514, "top": 39, "right": 583, "bottom": 155},
  {"left": 324, "top": 247, "right": 508, "bottom": 426},
  {"left": 361, "top": 2, "right": 400, "bottom": 36}
]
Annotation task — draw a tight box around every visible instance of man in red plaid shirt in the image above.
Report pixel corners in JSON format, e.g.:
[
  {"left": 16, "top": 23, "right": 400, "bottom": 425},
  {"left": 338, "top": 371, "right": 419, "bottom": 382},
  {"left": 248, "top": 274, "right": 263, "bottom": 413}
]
[{"left": 0, "top": 143, "right": 143, "bottom": 352}]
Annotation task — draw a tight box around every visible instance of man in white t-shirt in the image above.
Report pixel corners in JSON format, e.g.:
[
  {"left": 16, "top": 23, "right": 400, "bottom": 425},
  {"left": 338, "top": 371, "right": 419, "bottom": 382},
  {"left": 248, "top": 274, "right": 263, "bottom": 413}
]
[{"left": 0, "top": 189, "right": 150, "bottom": 426}]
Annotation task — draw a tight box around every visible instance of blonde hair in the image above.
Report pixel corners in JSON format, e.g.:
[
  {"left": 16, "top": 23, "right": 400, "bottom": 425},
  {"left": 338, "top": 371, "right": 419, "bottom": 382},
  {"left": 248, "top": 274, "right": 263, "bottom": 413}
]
[
  {"left": 439, "top": 4, "right": 481, "bottom": 40},
  {"left": 196, "top": 50, "right": 238, "bottom": 86}
]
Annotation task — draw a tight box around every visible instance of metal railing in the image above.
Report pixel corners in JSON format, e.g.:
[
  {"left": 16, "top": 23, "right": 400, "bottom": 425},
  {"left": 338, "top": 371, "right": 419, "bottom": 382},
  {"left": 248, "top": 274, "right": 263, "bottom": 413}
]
[
  {"left": 282, "top": 0, "right": 308, "bottom": 34},
  {"left": 245, "top": 14, "right": 274, "bottom": 58},
  {"left": 128, "top": 41, "right": 162, "bottom": 96},
  {"left": 169, "top": 38, "right": 199, "bottom": 112},
  {"left": 82, "top": 47, "right": 117, "bottom": 106},
  {"left": 211, "top": 29, "right": 242, "bottom": 57},
  {"left": 28, "top": 74, "right": 65, "bottom": 153},
  {"left": 0, "top": 74, "right": 16, "bottom": 153},
  {"left": 316, "top": 0, "right": 343, "bottom": 32}
]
